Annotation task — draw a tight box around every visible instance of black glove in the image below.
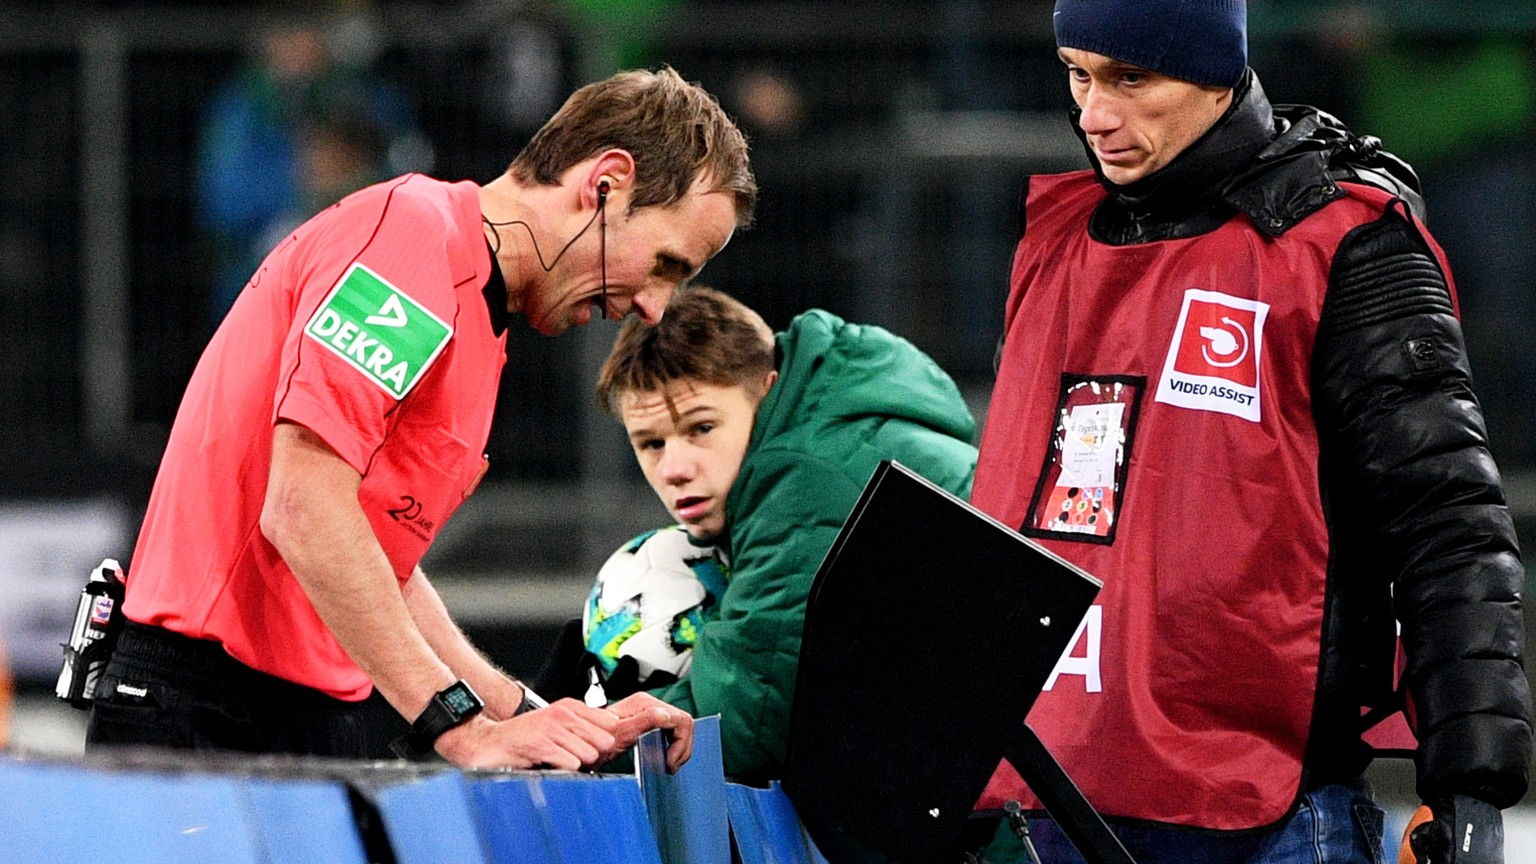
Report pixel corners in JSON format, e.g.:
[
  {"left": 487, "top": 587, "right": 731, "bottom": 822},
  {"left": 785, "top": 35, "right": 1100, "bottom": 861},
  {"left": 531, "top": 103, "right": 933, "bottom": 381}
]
[
  {"left": 530, "top": 618, "right": 595, "bottom": 702},
  {"left": 529, "top": 618, "right": 681, "bottom": 704},
  {"left": 1403, "top": 795, "right": 1504, "bottom": 864},
  {"left": 598, "top": 656, "right": 678, "bottom": 701}
]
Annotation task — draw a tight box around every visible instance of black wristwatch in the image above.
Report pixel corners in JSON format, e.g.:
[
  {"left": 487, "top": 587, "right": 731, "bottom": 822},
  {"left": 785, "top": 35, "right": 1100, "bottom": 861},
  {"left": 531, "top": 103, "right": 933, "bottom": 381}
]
[{"left": 391, "top": 680, "right": 484, "bottom": 759}]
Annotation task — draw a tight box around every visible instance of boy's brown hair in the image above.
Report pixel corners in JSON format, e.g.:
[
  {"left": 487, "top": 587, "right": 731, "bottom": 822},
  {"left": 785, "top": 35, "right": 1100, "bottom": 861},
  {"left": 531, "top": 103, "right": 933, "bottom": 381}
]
[
  {"left": 509, "top": 66, "right": 757, "bottom": 228},
  {"left": 596, "top": 286, "right": 775, "bottom": 416}
]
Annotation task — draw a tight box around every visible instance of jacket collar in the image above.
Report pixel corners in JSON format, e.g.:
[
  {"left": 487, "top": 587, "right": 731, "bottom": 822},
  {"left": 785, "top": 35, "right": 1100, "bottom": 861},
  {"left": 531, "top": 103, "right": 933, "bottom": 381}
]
[
  {"left": 481, "top": 242, "right": 511, "bottom": 337},
  {"left": 1073, "top": 70, "right": 1274, "bottom": 225},
  {"left": 1071, "top": 70, "right": 1424, "bottom": 241},
  {"left": 1224, "top": 103, "right": 1424, "bottom": 235}
]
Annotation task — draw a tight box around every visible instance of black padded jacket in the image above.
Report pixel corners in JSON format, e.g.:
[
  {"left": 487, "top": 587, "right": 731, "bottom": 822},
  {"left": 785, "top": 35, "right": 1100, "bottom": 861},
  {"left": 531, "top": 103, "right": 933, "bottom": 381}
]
[{"left": 1039, "top": 70, "right": 1532, "bottom": 810}]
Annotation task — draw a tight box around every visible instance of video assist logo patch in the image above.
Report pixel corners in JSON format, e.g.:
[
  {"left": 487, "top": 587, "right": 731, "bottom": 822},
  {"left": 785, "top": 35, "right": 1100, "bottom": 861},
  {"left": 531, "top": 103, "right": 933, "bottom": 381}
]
[{"left": 1154, "top": 289, "right": 1269, "bottom": 422}]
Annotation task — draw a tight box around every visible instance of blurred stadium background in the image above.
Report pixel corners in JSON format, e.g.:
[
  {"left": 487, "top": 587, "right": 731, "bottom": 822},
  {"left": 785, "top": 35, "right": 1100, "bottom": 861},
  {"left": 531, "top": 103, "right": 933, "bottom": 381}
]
[{"left": 1, "top": 0, "right": 1534, "bottom": 845}]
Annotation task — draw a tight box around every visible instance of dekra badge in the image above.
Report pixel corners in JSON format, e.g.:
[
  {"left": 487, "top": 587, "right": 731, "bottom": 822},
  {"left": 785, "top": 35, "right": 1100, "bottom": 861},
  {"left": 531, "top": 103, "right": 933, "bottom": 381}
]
[{"left": 304, "top": 264, "right": 453, "bottom": 400}]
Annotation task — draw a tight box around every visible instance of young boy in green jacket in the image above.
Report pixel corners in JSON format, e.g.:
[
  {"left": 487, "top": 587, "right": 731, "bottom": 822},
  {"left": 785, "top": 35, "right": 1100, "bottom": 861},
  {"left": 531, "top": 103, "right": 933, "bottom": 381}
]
[{"left": 584, "top": 286, "right": 978, "bottom": 781}]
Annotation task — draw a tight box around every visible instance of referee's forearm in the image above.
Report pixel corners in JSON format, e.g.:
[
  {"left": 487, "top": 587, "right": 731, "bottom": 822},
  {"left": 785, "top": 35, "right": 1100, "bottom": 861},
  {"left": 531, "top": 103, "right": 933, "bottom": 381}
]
[
  {"left": 403, "top": 566, "right": 527, "bottom": 719},
  {"left": 262, "top": 421, "right": 454, "bottom": 721}
]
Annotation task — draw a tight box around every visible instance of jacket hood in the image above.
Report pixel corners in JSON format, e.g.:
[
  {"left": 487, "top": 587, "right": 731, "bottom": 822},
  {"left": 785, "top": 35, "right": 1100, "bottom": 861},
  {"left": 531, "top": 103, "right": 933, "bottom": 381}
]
[
  {"left": 1227, "top": 101, "right": 1426, "bottom": 231},
  {"left": 752, "top": 310, "right": 976, "bottom": 451}
]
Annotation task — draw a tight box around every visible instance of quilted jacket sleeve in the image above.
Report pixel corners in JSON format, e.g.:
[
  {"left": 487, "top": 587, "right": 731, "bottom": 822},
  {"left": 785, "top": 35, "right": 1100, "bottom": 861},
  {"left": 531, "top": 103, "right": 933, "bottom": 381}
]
[{"left": 1312, "top": 204, "right": 1531, "bottom": 808}]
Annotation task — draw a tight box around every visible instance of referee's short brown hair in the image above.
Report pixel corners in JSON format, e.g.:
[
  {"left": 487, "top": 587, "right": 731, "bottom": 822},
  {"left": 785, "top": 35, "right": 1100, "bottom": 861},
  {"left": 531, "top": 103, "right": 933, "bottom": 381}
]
[{"left": 509, "top": 66, "right": 757, "bottom": 229}]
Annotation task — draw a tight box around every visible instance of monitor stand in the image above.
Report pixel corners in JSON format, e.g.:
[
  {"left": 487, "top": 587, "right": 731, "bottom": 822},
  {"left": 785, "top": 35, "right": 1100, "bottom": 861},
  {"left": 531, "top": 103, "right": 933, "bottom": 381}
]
[{"left": 1003, "top": 724, "right": 1136, "bottom": 864}]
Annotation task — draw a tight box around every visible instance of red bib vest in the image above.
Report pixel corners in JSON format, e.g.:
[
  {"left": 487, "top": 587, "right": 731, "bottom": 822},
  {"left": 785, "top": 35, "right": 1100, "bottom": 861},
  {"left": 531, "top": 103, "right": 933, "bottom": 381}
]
[{"left": 972, "top": 171, "right": 1412, "bottom": 828}]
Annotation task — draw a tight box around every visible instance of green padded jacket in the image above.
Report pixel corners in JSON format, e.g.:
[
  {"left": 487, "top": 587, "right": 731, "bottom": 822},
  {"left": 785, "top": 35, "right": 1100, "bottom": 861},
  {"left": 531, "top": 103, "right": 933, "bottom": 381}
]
[{"left": 651, "top": 309, "right": 978, "bottom": 781}]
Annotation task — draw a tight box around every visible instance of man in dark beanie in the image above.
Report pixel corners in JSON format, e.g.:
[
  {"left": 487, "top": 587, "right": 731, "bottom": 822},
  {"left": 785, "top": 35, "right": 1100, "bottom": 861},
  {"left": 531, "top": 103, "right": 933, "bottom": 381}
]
[{"left": 967, "top": 1, "right": 1530, "bottom": 862}]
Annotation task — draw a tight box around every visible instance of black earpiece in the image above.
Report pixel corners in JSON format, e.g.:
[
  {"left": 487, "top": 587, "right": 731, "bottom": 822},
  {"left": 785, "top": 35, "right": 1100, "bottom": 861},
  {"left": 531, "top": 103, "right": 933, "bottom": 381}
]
[{"left": 597, "top": 180, "right": 610, "bottom": 206}]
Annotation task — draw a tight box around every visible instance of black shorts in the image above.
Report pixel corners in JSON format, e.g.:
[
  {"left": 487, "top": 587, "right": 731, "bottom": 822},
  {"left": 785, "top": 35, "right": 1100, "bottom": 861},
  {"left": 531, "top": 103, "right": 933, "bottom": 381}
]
[{"left": 85, "top": 622, "right": 371, "bottom": 759}]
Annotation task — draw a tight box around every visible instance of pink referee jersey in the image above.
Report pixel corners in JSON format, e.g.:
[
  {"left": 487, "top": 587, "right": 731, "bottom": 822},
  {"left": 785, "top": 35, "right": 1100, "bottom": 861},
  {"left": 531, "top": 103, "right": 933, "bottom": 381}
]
[{"left": 123, "top": 175, "right": 507, "bottom": 700}]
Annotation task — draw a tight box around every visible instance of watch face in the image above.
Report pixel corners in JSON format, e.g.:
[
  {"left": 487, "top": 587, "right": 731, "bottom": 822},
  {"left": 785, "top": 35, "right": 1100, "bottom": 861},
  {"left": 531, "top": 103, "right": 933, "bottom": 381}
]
[{"left": 442, "top": 682, "right": 481, "bottom": 717}]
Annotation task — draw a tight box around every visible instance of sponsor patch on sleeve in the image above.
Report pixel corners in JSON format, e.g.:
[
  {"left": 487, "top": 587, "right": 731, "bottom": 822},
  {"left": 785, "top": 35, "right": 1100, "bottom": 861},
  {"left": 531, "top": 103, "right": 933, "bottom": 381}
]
[
  {"left": 1154, "top": 289, "right": 1268, "bottom": 422},
  {"left": 303, "top": 264, "right": 453, "bottom": 400}
]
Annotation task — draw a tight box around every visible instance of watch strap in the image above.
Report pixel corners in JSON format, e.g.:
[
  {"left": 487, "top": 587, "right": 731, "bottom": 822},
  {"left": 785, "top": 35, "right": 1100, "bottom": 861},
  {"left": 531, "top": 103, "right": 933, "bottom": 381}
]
[
  {"left": 390, "top": 680, "right": 483, "bottom": 760},
  {"left": 514, "top": 681, "right": 549, "bottom": 716}
]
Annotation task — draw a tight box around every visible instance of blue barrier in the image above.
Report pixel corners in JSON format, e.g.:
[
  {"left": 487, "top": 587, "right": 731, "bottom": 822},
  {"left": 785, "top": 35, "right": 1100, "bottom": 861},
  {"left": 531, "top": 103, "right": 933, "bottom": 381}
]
[
  {"left": 0, "top": 758, "right": 263, "bottom": 864},
  {"left": 0, "top": 757, "right": 372, "bottom": 864},
  {"left": 369, "top": 769, "right": 491, "bottom": 864},
  {"left": 470, "top": 772, "right": 663, "bottom": 864},
  {"left": 242, "top": 776, "right": 370, "bottom": 864},
  {"left": 1, "top": 719, "right": 828, "bottom": 864},
  {"left": 638, "top": 716, "right": 730, "bottom": 864},
  {"left": 726, "top": 780, "right": 832, "bottom": 864}
]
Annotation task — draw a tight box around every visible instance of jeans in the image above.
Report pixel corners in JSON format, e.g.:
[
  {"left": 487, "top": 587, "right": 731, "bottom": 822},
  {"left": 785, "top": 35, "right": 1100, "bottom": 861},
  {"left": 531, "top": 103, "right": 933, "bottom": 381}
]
[{"left": 984, "top": 782, "right": 1387, "bottom": 864}]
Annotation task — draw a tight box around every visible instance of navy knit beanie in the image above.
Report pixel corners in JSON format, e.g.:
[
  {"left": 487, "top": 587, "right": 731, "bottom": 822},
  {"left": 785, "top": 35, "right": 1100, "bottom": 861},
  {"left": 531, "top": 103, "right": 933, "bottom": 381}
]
[{"left": 1053, "top": 0, "right": 1247, "bottom": 88}]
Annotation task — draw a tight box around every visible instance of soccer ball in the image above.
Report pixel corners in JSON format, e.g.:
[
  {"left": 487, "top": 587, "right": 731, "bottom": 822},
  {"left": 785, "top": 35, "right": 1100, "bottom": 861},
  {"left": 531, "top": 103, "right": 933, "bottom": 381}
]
[{"left": 583, "top": 525, "right": 729, "bottom": 686}]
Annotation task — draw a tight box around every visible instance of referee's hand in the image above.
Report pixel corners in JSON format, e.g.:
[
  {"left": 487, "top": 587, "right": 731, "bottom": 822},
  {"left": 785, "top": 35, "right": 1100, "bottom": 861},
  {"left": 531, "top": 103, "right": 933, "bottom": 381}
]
[{"left": 435, "top": 698, "right": 619, "bottom": 771}]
